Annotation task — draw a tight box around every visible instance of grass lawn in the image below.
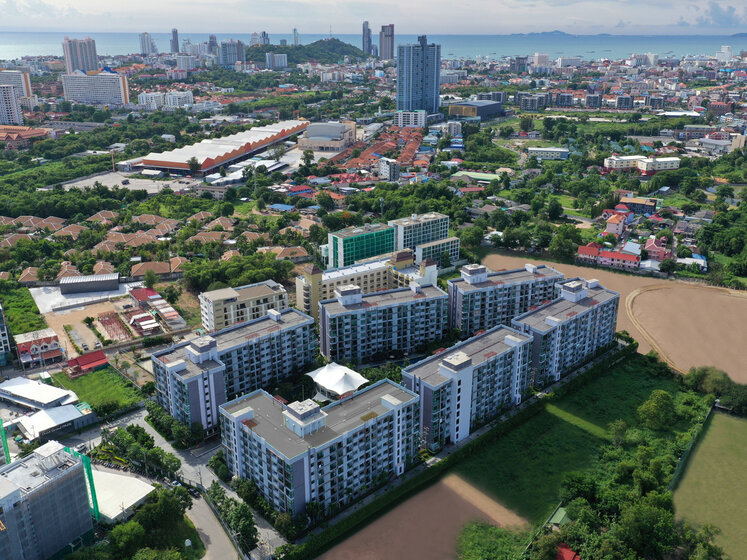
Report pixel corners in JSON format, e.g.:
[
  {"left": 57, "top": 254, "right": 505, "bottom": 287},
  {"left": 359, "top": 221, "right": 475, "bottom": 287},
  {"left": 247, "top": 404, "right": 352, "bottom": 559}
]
[
  {"left": 673, "top": 413, "right": 747, "bottom": 560},
  {"left": 233, "top": 200, "right": 255, "bottom": 216},
  {"left": 454, "top": 356, "right": 680, "bottom": 524},
  {"left": 172, "top": 515, "right": 206, "bottom": 559},
  {"left": 53, "top": 366, "right": 141, "bottom": 410},
  {"left": 0, "top": 285, "right": 47, "bottom": 335}
]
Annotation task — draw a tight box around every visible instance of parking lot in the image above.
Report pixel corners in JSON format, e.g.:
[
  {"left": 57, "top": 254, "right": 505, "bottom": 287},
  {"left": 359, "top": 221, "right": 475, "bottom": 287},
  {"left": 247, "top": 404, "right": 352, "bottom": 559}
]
[{"left": 64, "top": 171, "right": 201, "bottom": 194}]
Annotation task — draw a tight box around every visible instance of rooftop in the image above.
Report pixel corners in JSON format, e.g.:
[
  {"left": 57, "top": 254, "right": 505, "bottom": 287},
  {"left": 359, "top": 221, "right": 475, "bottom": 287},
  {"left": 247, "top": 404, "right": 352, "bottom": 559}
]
[
  {"left": 331, "top": 223, "right": 393, "bottom": 240},
  {"left": 0, "top": 377, "right": 77, "bottom": 407},
  {"left": 403, "top": 325, "right": 531, "bottom": 388},
  {"left": 388, "top": 212, "right": 448, "bottom": 227},
  {"left": 320, "top": 284, "right": 446, "bottom": 316},
  {"left": 199, "top": 280, "right": 285, "bottom": 303},
  {"left": 449, "top": 264, "right": 563, "bottom": 292},
  {"left": 0, "top": 441, "right": 80, "bottom": 496},
  {"left": 220, "top": 379, "right": 417, "bottom": 459}
]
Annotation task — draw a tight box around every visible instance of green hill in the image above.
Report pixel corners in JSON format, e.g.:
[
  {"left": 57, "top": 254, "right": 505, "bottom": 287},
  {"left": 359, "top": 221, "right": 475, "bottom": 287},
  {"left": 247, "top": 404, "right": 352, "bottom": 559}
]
[{"left": 245, "top": 38, "right": 366, "bottom": 65}]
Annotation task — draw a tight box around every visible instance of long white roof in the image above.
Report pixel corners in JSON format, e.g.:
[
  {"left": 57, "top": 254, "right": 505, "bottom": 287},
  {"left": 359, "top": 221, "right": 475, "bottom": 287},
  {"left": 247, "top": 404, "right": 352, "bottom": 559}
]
[
  {"left": 0, "top": 377, "right": 77, "bottom": 407},
  {"left": 307, "top": 363, "right": 368, "bottom": 396}
]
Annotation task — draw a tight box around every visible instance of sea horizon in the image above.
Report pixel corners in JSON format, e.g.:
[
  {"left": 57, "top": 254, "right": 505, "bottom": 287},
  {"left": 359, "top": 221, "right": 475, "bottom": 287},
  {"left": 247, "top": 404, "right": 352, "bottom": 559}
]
[{"left": 1, "top": 30, "right": 745, "bottom": 61}]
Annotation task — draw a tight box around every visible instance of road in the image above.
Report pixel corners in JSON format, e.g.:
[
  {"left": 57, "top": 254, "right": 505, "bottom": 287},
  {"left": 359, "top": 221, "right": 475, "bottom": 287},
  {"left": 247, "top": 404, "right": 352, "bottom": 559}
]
[
  {"left": 61, "top": 406, "right": 287, "bottom": 556},
  {"left": 187, "top": 493, "right": 240, "bottom": 560}
]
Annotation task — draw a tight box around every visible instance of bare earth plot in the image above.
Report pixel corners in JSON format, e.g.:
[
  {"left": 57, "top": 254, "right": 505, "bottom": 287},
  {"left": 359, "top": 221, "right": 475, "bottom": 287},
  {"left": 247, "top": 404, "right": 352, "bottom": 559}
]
[
  {"left": 629, "top": 285, "right": 747, "bottom": 383},
  {"left": 482, "top": 253, "right": 744, "bottom": 381},
  {"left": 674, "top": 413, "right": 747, "bottom": 559},
  {"left": 319, "top": 475, "right": 527, "bottom": 560}
]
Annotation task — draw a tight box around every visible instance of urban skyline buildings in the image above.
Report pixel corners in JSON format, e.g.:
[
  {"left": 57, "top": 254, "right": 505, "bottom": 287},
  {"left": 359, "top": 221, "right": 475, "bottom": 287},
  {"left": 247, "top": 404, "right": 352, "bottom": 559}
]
[
  {"left": 362, "top": 21, "right": 372, "bottom": 55},
  {"left": 170, "top": 28, "right": 179, "bottom": 53},
  {"left": 62, "top": 36, "right": 98, "bottom": 74},
  {"left": 139, "top": 32, "right": 159, "bottom": 56},
  {"left": 379, "top": 24, "right": 395, "bottom": 60},
  {"left": 396, "top": 34, "right": 441, "bottom": 114},
  {"left": 0, "top": 85, "right": 23, "bottom": 126}
]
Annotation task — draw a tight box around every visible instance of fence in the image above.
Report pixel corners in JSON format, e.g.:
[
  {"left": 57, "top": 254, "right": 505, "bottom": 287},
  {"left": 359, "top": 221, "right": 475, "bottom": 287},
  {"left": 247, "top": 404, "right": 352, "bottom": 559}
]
[{"left": 667, "top": 404, "right": 715, "bottom": 492}]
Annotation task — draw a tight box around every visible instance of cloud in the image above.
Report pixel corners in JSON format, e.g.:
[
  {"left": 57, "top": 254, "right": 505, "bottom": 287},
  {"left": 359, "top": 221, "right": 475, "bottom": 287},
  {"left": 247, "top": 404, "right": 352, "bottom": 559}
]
[
  {"left": 695, "top": 2, "right": 746, "bottom": 27},
  {"left": 676, "top": 17, "right": 690, "bottom": 27}
]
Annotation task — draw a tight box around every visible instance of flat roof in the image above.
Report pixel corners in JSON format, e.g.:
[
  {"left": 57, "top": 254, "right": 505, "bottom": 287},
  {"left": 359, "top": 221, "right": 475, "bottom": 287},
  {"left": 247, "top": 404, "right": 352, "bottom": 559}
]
[
  {"left": 92, "top": 469, "right": 155, "bottom": 523},
  {"left": 13, "top": 328, "right": 58, "bottom": 344},
  {"left": 403, "top": 325, "right": 531, "bottom": 387},
  {"left": 200, "top": 280, "right": 284, "bottom": 303},
  {"left": 221, "top": 380, "right": 417, "bottom": 459},
  {"left": 321, "top": 258, "right": 389, "bottom": 282},
  {"left": 388, "top": 212, "right": 448, "bottom": 227},
  {"left": 513, "top": 283, "right": 618, "bottom": 334},
  {"left": 416, "top": 236, "right": 459, "bottom": 249},
  {"left": 449, "top": 264, "right": 563, "bottom": 293},
  {"left": 0, "top": 441, "right": 80, "bottom": 496},
  {"left": 331, "top": 223, "right": 393, "bottom": 240},
  {"left": 17, "top": 405, "right": 83, "bottom": 438},
  {"left": 320, "top": 285, "right": 446, "bottom": 316},
  {"left": 59, "top": 273, "right": 119, "bottom": 284},
  {"left": 0, "top": 378, "right": 77, "bottom": 407},
  {"left": 154, "top": 308, "right": 313, "bottom": 372}
]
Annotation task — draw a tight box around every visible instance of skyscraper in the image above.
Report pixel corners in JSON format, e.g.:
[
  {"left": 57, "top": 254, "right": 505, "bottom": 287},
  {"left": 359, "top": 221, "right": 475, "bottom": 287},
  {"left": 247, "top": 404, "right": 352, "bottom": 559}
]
[
  {"left": 62, "top": 37, "right": 98, "bottom": 74},
  {"left": 396, "top": 35, "right": 441, "bottom": 114},
  {"left": 170, "top": 28, "right": 180, "bottom": 53},
  {"left": 0, "top": 85, "right": 23, "bottom": 125},
  {"left": 259, "top": 31, "right": 270, "bottom": 45},
  {"left": 293, "top": 28, "right": 300, "bottom": 46},
  {"left": 218, "top": 40, "right": 246, "bottom": 68},
  {"left": 139, "top": 32, "right": 158, "bottom": 56},
  {"left": 208, "top": 34, "right": 218, "bottom": 54},
  {"left": 362, "top": 21, "right": 372, "bottom": 55},
  {"left": 379, "top": 24, "right": 395, "bottom": 60}
]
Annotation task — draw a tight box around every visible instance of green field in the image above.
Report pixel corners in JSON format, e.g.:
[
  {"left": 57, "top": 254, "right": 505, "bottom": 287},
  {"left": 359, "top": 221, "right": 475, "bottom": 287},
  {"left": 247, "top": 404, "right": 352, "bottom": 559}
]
[
  {"left": 454, "top": 357, "right": 681, "bottom": 524},
  {"left": 674, "top": 412, "right": 747, "bottom": 559},
  {"left": 0, "top": 284, "right": 47, "bottom": 335},
  {"left": 53, "top": 366, "right": 141, "bottom": 411}
]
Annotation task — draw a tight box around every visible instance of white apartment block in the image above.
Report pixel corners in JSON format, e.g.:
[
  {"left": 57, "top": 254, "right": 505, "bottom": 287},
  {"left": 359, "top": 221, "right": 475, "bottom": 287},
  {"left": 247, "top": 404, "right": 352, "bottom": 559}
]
[
  {"left": 319, "top": 283, "right": 448, "bottom": 364},
  {"left": 378, "top": 157, "right": 400, "bottom": 181},
  {"left": 137, "top": 92, "right": 165, "bottom": 110},
  {"left": 165, "top": 90, "right": 194, "bottom": 108},
  {"left": 0, "top": 85, "right": 23, "bottom": 125},
  {"left": 176, "top": 55, "right": 197, "bottom": 71},
  {"left": 151, "top": 308, "right": 316, "bottom": 431},
  {"left": 61, "top": 72, "right": 129, "bottom": 106},
  {"left": 219, "top": 379, "right": 419, "bottom": 516},
  {"left": 394, "top": 110, "right": 427, "bottom": 128},
  {"left": 0, "top": 304, "right": 11, "bottom": 366},
  {"left": 0, "top": 70, "right": 32, "bottom": 98},
  {"left": 447, "top": 263, "right": 564, "bottom": 338},
  {"left": 389, "top": 212, "right": 451, "bottom": 254},
  {"left": 198, "top": 280, "right": 288, "bottom": 332},
  {"left": 295, "top": 251, "right": 437, "bottom": 320},
  {"left": 402, "top": 325, "right": 532, "bottom": 450},
  {"left": 603, "top": 155, "right": 680, "bottom": 175},
  {"left": 512, "top": 278, "right": 619, "bottom": 384},
  {"left": 414, "top": 236, "right": 460, "bottom": 267},
  {"left": 527, "top": 147, "right": 569, "bottom": 160}
]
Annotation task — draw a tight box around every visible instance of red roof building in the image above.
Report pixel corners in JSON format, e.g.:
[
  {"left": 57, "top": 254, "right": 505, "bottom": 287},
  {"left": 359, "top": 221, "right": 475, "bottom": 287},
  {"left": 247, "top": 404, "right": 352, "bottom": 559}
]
[
  {"left": 68, "top": 350, "right": 109, "bottom": 373},
  {"left": 130, "top": 287, "right": 160, "bottom": 304},
  {"left": 557, "top": 543, "right": 581, "bottom": 560}
]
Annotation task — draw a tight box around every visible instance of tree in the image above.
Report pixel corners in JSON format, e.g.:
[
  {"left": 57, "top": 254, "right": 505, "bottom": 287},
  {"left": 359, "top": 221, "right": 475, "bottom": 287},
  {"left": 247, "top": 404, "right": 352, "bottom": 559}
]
[
  {"left": 144, "top": 269, "right": 158, "bottom": 289},
  {"left": 219, "top": 202, "right": 234, "bottom": 217},
  {"left": 301, "top": 149, "right": 315, "bottom": 167},
  {"left": 637, "top": 389, "right": 675, "bottom": 430},
  {"left": 161, "top": 284, "right": 182, "bottom": 304},
  {"left": 187, "top": 156, "right": 200, "bottom": 175},
  {"left": 132, "top": 549, "right": 182, "bottom": 560},
  {"left": 677, "top": 244, "right": 692, "bottom": 258},
  {"left": 224, "top": 186, "right": 237, "bottom": 202},
  {"left": 609, "top": 419, "right": 628, "bottom": 446},
  {"left": 269, "top": 144, "right": 287, "bottom": 161},
  {"left": 110, "top": 520, "right": 146, "bottom": 558},
  {"left": 316, "top": 191, "right": 335, "bottom": 210},
  {"left": 520, "top": 116, "right": 533, "bottom": 132},
  {"left": 440, "top": 251, "right": 451, "bottom": 269},
  {"left": 659, "top": 258, "right": 677, "bottom": 274},
  {"left": 547, "top": 198, "right": 564, "bottom": 220}
]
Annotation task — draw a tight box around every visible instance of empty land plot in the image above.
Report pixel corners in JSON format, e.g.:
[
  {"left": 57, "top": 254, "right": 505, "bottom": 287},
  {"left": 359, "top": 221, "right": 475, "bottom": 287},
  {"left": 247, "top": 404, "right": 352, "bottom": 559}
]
[
  {"left": 98, "top": 312, "right": 131, "bottom": 342},
  {"left": 630, "top": 284, "right": 747, "bottom": 383},
  {"left": 44, "top": 301, "right": 119, "bottom": 357},
  {"left": 674, "top": 413, "right": 747, "bottom": 560},
  {"left": 53, "top": 367, "right": 141, "bottom": 411}
]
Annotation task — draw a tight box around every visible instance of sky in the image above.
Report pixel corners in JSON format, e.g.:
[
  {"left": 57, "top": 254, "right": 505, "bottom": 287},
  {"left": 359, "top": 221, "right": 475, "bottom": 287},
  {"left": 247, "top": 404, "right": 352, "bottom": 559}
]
[{"left": 1, "top": 0, "right": 747, "bottom": 35}]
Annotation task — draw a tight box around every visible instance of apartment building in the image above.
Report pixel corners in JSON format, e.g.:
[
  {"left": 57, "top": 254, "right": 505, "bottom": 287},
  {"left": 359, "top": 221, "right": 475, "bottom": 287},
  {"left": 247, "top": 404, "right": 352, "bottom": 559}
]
[
  {"left": 219, "top": 379, "right": 419, "bottom": 516},
  {"left": 327, "top": 223, "right": 394, "bottom": 269},
  {"left": 389, "top": 212, "right": 449, "bottom": 252},
  {"left": 295, "top": 250, "right": 437, "bottom": 320},
  {"left": 199, "top": 280, "right": 288, "bottom": 332},
  {"left": 0, "top": 70, "right": 32, "bottom": 98},
  {"left": 137, "top": 91, "right": 165, "bottom": 110},
  {"left": 447, "top": 263, "right": 564, "bottom": 337},
  {"left": 319, "top": 283, "right": 448, "bottom": 364},
  {"left": 0, "top": 441, "right": 95, "bottom": 560},
  {"left": 402, "top": 325, "right": 532, "bottom": 450},
  {"left": 527, "top": 147, "right": 570, "bottom": 161},
  {"left": 165, "top": 90, "right": 194, "bottom": 108},
  {"left": 62, "top": 37, "right": 98, "bottom": 74},
  {"left": 61, "top": 71, "right": 130, "bottom": 106},
  {"left": 414, "top": 236, "right": 460, "bottom": 267},
  {"left": 152, "top": 308, "right": 316, "bottom": 431},
  {"left": 618, "top": 196, "right": 658, "bottom": 215},
  {"left": 602, "top": 155, "right": 680, "bottom": 176},
  {"left": 393, "top": 110, "right": 427, "bottom": 128},
  {"left": 512, "top": 278, "right": 619, "bottom": 384},
  {"left": 0, "top": 304, "right": 11, "bottom": 366},
  {"left": 0, "top": 85, "right": 22, "bottom": 126}
]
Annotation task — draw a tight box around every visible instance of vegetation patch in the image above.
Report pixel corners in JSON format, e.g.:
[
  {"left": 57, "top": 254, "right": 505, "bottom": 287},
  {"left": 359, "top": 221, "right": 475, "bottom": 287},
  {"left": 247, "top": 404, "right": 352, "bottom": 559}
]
[
  {"left": 53, "top": 366, "right": 141, "bottom": 416},
  {"left": 0, "top": 282, "right": 46, "bottom": 335}
]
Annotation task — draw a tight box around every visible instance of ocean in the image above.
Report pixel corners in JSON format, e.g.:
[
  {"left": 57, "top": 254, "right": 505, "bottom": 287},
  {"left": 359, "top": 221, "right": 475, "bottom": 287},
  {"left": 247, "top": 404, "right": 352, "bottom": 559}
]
[{"left": 1, "top": 31, "right": 745, "bottom": 61}]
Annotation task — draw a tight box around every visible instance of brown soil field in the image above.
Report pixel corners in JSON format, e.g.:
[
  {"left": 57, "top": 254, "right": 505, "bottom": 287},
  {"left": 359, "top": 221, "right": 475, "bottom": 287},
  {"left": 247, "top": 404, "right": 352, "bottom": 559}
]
[
  {"left": 320, "top": 475, "right": 527, "bottom": 560},
  {"left": 481, "top": 253, "right": 745, "bottom": 381},
  {"left": 630, "top": 285, "right": 747, "bottom": 383},
  {"left": 44, "top": 301, "right": 119, "bottom": 358}
]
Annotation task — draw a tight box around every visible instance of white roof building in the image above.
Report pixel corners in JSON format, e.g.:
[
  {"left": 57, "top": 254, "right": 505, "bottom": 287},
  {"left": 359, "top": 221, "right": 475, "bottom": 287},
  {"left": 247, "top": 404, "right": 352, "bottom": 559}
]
[
  {"left": 0, "top": 377, "right": 78, "bottom": 410},
  {"left": 306, "top": 363, "right": 369, "bottom": 400}
]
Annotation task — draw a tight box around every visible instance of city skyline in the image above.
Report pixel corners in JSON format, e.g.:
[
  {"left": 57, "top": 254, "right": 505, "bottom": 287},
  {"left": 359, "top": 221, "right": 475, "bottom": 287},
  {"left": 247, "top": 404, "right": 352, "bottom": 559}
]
[{"left": 2, "top": 0, "right": 747, "bottom": 35}]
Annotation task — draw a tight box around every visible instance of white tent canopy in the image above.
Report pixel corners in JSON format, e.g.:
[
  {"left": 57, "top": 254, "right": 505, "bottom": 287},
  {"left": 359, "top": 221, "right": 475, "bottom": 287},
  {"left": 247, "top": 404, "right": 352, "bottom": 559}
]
[{"left": 306, "top": 363, "right": 368, "bottom": 399}]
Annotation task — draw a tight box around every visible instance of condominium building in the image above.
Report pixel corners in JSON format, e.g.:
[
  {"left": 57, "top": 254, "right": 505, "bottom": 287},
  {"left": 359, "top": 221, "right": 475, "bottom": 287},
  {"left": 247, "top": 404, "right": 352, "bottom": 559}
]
[
  {"left": 199, "top": 280, "right": 288, "bottom": 332},
  {"left": 170, "top": 28, "right": 180, "bottom": 54},
  {"left": 378, "top": 157, "right": 400, "bottom": 181},
  {"left": 164, "top": 90, "right": 194, "bottom": 108},
  {"left": 447, "top": 263, "right": 564, "bottom": 338},
  {"left": 512, "top": 278, "right": 619, "bottom": 384},
  {"left": 137, "top": 91, "right": 165, "bottom": 110},
  {"left": 393, "top": 110, "right": 427, "bottom": 128},
  {"left": 152, "top": 308, "right": 316, "bottom": 431},
  {"left": 295, "top": 250, "right": 437, "bottom": 320},
  {"left": 402, "top": 325, "right": 532, "bottom": 450},
  {"left": 265, "top": 53, "right": 288, "bottom": 70},
  {"left": 61, "top": 71, "right": 130, "bottom": 106},
  {"left": 0, "top": 70, "right": 32, "bottom": 98},
  {"left": 139, "top": 32, "right": 159, "bottom": 56},
  {"left": 0, "top": 304, "right": 11, "bottom": 366},
  {"left": 327, "top": 223, "right": 394, "bottom": 269},
  {"left": 219, "top": 379, "right": 419, "bottom": 516},
  {"left": 389, "top": 212, "right": 449, "bottom": 252},
  {"left": 396, "top": 35, "right": 441, "bottom": 114},
  {"left": 415, "top": 236, "right": 460, "bottom": 267},
  {"left": 219, "top": 40, "right": 246, "bottom": 67},
  {"left": 176, "top": 55, "right": 197, "bottom": 71},
  {"left": 319, "top": 283, "right": 448, "bottom": 364},
  {"left": 0, "top": 441, "right": 95, "bottom": 560},
  {"left": 603, "top": 155, "right": 680, "bottom": 176},
  {"left": 362, "top": 21, "right": 372, "bottom": 55},
  {"left": 379, "top": 24, "right": 395, "bottom": 60},
  {"left": 62, "top": 37, "right": 98, "bottom": 74},
  {"left": 0, "top": 85, "right": 22, "bottom": 126}
]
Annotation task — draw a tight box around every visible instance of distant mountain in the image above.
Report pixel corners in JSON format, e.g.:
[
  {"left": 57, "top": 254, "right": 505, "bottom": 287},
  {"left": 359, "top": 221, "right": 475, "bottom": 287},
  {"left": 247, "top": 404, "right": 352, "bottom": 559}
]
[
  {"left": 507, "top": 30, "right": 575, "bottom": 37},
  {"left": 245, "top": 38, "right": 365, "bottom": 65},
  {"left": 730, "top": 33, "right": 747, "bottom": 38}
]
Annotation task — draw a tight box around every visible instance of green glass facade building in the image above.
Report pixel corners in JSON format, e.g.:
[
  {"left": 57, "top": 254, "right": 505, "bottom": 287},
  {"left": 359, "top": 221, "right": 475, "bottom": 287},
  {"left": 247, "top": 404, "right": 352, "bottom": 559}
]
[{"left": 327, "top": 223, "right": 395, "bottom": 269}]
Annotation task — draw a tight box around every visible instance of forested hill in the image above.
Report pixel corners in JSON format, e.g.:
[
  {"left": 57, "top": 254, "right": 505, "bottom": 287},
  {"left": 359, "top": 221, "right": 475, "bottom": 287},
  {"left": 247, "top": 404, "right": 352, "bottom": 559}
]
[{"left": 245, "top": 38, "right": 366, "bottom": 65}]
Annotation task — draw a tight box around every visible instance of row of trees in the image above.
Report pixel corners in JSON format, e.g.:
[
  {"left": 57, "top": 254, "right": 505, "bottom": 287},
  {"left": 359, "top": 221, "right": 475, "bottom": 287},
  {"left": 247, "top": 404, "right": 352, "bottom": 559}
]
[{"left": 144, "top": 401, "right": 204, "bottom": 449}]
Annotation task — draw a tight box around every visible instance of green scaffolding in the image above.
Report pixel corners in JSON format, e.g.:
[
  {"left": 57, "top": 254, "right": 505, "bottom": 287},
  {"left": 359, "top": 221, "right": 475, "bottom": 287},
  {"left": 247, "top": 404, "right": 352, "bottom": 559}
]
[
  {"left": 65, "top": 447, "right": 100, "bottom": 521},
  {"left": 0, "top": 418, "right": 9, "bottom": 465}
]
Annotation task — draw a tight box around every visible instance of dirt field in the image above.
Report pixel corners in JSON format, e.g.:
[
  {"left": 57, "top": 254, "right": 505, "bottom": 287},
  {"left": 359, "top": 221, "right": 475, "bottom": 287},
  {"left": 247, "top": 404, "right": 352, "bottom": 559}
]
[
  {"left": 630, "top": 285, "right": 747, "bottom": 383},
  {"left": 44, "top": 301, "right": 119, "bottom": 357},
  {"left": 481, "top": 253, "right": 745, "bottom": 381},
  {"left": 674, "top": 413, "right": 747, "bottom": 559},
  {"left": 320, "top": 475, "right": 527, "bottom": 560}
]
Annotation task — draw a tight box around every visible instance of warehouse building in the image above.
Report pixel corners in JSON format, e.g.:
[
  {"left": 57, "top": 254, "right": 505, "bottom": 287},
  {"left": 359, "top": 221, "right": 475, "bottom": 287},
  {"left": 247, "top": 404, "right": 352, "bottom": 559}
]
[
  {"left": 59, "top": 273, "right": 120, "bottom": 294},
  {"left": 447, "top": 100, "right": 503, "bottom": 120}
]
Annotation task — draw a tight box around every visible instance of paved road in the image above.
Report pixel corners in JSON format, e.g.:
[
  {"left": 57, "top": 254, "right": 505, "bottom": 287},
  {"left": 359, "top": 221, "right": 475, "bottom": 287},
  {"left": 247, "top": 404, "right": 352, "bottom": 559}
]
[{"left": 187, "top": 493, "right": 241, "bottom": 560}]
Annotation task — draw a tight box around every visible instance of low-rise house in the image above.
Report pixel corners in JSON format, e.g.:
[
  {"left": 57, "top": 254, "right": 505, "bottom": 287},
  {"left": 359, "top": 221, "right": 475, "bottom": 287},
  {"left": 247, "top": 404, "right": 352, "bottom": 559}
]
[{"left": 644, "top": 237, "right": 672, "bottom": 261}]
